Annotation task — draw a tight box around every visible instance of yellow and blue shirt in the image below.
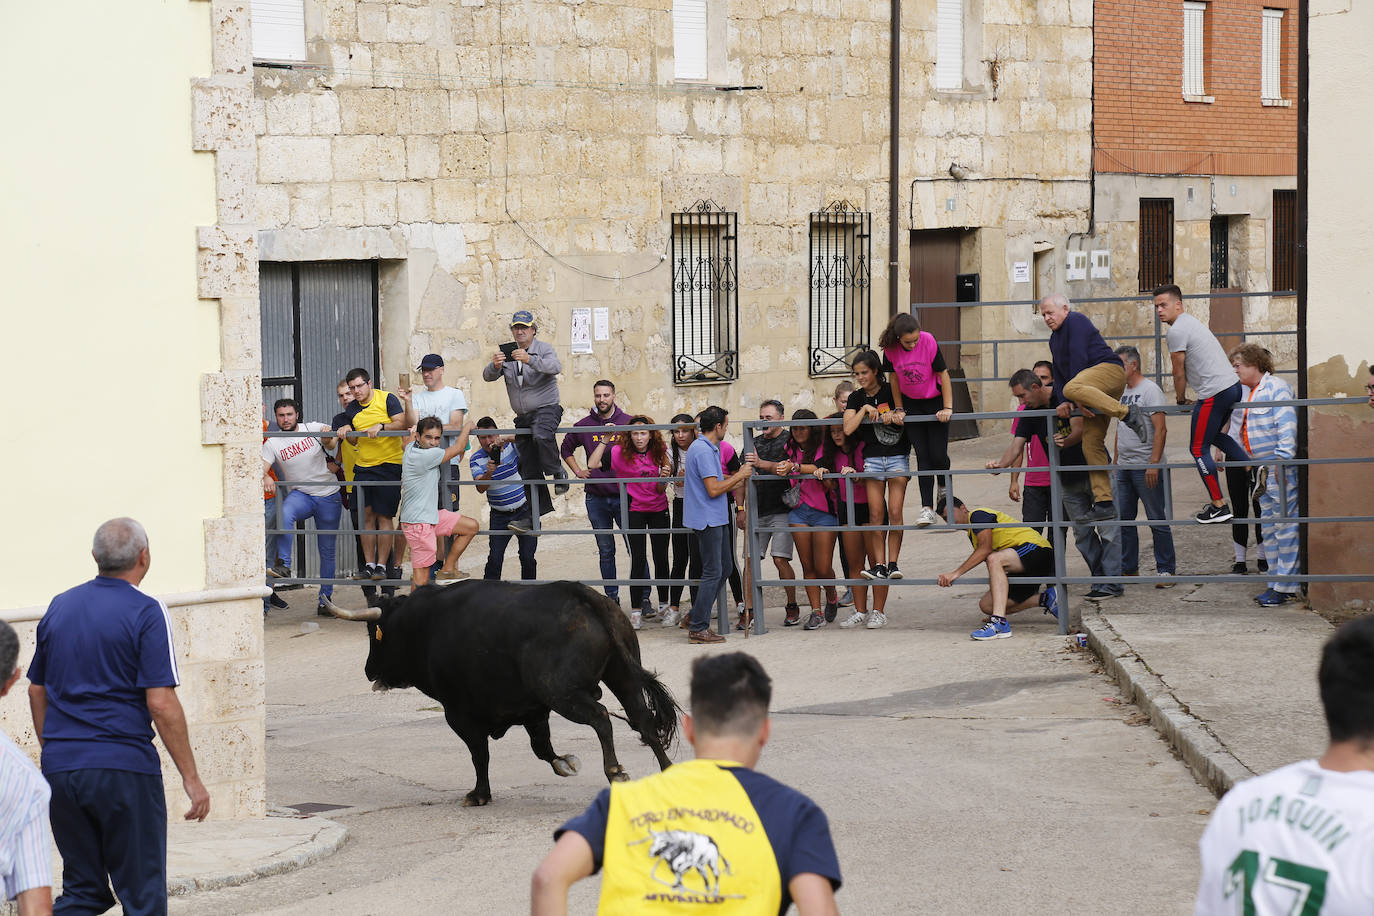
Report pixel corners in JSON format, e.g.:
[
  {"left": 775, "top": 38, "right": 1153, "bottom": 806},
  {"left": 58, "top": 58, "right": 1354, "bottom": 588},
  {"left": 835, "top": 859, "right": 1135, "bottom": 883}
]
[
  {"left": 343, "top": 390, "right": 404, "bottom": 467},
  {"left": 557, "top": 758, "right": 841, "bottom": 914},
  {"left": 966, "top": 507, "right": 1052, "bottom": 555}
]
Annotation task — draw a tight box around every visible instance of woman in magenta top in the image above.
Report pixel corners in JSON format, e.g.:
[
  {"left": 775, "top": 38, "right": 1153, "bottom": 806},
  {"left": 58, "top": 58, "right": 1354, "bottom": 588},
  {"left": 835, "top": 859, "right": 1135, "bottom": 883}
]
[
  {"left": 880, "top": 312, "right": 954, "bottom": 529},
  {"left": 782, "top": 409, "right": 839, "bottom": 631},
  {"left": 591, "top": 416, "right": 670, "bottom": 623},
  {"left": 824, "top": 415, "right": 886, "bottom": 629}
]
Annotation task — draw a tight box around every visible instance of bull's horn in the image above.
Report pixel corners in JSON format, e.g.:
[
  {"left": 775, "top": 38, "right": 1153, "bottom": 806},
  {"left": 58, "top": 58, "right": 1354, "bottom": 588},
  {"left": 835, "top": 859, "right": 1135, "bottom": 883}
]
[{"left": 325, "top": 603, "right": 382, "bottom": 622}]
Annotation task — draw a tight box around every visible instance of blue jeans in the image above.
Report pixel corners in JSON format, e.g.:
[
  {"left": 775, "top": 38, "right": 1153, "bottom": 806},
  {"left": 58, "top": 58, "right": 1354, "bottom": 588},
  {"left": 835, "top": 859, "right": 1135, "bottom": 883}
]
[
  {"left": 1113, "top": 469, "right": 1176, "bottom": 575},
  {"left": 1060, "top": 475, "right": 1123, "bottom": 595},
  {"left": 485, "top": 504, "right": 538, "bottom": 580},
  {"left": 275, "top": 490, "right": 342, "bottom": 598},
  {"left": 689, "top": 523, "right": 734, "bottom": 632},
  {"left": 585, "top": 491, "right": 628, "bottom": 600}
]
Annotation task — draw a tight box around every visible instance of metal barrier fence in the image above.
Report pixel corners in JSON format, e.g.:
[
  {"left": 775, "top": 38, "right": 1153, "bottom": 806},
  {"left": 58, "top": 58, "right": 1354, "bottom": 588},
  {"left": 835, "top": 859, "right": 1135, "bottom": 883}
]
[{"left": 265, "top": 396, "right": 1373, "bottom": 637}]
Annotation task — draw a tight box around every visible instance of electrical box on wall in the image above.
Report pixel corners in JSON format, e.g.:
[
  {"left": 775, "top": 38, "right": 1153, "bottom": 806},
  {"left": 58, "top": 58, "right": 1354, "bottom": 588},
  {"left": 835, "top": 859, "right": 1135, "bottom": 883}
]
[
  {"left": 1066, "top": 251, "right": 1089, "bottom": 281},
  {"left": 1091, "top": 250, "right": 1111, "bottom": 279}
]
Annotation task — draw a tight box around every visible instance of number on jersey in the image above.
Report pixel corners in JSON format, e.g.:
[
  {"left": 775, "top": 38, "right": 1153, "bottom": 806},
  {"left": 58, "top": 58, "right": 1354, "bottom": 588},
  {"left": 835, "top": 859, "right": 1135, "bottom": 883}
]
[{"left": 1224, "top": 849, "right": 1328, "bottom": 915}]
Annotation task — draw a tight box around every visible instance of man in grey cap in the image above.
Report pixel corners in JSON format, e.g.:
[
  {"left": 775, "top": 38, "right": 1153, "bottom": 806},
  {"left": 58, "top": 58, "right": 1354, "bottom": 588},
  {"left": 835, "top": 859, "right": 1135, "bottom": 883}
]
[{"left": 483, "top": 310, "right": 568, "bottom": 504}]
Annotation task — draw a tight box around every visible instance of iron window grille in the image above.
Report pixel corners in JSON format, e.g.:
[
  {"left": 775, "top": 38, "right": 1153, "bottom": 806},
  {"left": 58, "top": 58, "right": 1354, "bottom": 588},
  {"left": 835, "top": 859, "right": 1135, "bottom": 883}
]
[
  {"left": 1139, "top": 198, "right": 1175, "bottom": 292},
  {"left": 1209, "top": 215, "right": 1230, "bottom": 289},
  {"left": 671, "top": 201, "right": 739, "bottom": 385},
  {"left": 808, "top": 202, "right": 871, "bottom": 377},
  {"left": 1272, "top": 189, "right": 1296, "bottom": 292}
]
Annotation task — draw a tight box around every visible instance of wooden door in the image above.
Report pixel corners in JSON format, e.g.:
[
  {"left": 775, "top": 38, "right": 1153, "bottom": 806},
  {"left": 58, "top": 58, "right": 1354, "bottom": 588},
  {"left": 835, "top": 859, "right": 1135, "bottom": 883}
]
[{"left": 909, "top": 230, "right": 961, "bottom": 369}]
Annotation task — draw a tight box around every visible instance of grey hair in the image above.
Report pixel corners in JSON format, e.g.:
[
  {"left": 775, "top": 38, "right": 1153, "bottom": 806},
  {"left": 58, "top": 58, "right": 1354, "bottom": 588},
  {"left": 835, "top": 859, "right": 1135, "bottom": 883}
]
[
  {"left": 0, "top": 621, "right": 18, "bottom": 680},
  {"left": 1039, "top": 293, "right": 1070, "bottom": 310},
  {"left": 1114, "top": 345, "right": 1141, "bottom": 370},
  {"left": 92, "top": 517, "right": 149, "bottom": 574}
]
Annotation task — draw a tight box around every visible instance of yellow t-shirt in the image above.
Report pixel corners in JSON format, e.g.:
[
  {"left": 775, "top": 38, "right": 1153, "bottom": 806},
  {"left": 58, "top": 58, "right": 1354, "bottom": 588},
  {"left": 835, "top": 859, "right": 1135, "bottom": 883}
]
[
  {"left": 345, "top": 390, "right": 404, "bottom": 467},
  {"left": 965, "top": 507, "right": 1052, "bottom": 553}
]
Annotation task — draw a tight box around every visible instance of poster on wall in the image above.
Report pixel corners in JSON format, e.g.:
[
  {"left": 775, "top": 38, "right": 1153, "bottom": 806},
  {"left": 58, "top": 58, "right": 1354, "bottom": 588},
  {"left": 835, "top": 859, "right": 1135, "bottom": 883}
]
[
  {"left": 1012, "top": 261, "right": 1031, "bottom": 284},
  {"left": 571, "top": 308, "right": 592, "bottom": 354},
  {"left": 593, "top": 307, "right": 610, "bottom": 341}
]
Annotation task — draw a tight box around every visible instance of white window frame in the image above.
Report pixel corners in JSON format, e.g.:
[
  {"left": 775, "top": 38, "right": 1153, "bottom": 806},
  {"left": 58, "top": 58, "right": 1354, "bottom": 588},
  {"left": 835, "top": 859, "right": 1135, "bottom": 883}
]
[
  {"left": 1182, "top": 1, "right": 1206, "bottom": 98},
  {"left": 673, "top": 0, "right": 709, "bottom": 81},
  {"left": 251, "top": 0, "right": 307, "bottom": 63},
  {"left": 935, "top": 0, "right": 964, "bottom": 91},
  {"left": 1261, "top": 8, "right": 1284, "bottom": 101}
]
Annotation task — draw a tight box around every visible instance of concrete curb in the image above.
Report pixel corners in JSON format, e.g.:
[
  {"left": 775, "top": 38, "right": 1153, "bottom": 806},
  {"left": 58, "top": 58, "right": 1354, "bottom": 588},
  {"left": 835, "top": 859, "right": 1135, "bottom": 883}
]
[
  {"left": 167, "top": 814, "right": 349, "bottom": 897},
  {"left": 1081, "top": 609, "right": 1254, "bottom": 797}
]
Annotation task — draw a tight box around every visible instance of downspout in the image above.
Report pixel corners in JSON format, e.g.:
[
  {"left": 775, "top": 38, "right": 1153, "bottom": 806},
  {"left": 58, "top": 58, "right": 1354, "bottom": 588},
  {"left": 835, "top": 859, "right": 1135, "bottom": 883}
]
[
  {"left": 1295, "top": 0, "right": 1309, "bottom": 587},
  {"left": 888, "top": 0, "right": 901, "bottom": 319}
]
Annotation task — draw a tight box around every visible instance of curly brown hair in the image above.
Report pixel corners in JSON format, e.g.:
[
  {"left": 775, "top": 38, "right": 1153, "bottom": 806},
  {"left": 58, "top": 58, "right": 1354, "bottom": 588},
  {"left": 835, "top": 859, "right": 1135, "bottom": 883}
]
[
  {"left": 1229, "top": 343, "right": 1274, "bottom": 377},
  {"left": 618, "top": 415, "right": 667, "bottom": 466}
]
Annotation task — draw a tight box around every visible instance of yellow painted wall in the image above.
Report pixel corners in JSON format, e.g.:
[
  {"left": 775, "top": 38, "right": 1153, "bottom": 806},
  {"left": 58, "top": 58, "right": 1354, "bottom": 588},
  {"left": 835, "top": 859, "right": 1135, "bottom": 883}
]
[{"left": 1, "top": 2, "right": 221, "bottom": 608}]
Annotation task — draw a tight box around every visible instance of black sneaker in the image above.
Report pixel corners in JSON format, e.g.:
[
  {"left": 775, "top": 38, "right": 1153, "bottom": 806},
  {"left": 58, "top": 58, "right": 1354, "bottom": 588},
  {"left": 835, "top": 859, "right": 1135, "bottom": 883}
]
[
  {"left": 1087, "top": 501, "right": 1117, "bottom": 522},
  {"left": 1231, "top": 561, "right": 1248, "bottom": 575},
  {"left": 1257, "top": 558, "right": 1269, "bottom": 573},
  {"left": 506, "top": 521, "right": 533, "bottom": 535},
  {"left": 268, "top": 593, "right": 289, "bottom": 609},
  {"left": 351, "top": 567, "right": 372, "bottom": 580},
  {"left": 824, "top": 601, "right": 838, "bottom": 623},
  {"left": 1123, "top": 403, "right": 1149, "bottom": 441},
  {"left": 554, "top": 472, "right": 570, "bottom": 496},
  {"left": 369, "top": 563, "right": 386, "bottom": 581},
  {"left": 803, "top": 610, "right": 827, "bottom": 630},
  {"left": 886, "top": 563, "right": 903, "bottom": 580},
  {"left": 1085, "top": 588, "right": 1120, "bottom": 600},
  {"left": 267, "top": 563, "right": 291, "bottom": 579},
  {"left": 1196, "top": 503, "right": 1234, "bottom": 524},
  {"left": 860, "top": 564, "right": 889, "bottom": 580}
]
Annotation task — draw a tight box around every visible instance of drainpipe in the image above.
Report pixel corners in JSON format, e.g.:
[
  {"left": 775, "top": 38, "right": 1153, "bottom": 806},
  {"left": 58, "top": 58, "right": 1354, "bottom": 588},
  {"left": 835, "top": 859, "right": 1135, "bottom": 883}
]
[
  {"left": 888, "top": 0, "right": 901, "bottom": 319},
  {"left": 1296, "top": 0, "right": 1309, "bottom": 586}
]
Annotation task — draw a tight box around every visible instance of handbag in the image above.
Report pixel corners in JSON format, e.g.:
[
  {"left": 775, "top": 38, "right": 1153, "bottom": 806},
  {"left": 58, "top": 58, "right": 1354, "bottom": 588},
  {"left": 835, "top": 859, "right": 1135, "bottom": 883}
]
[{"left": 782, "top": 484, "right": 802, "bottom": 508}]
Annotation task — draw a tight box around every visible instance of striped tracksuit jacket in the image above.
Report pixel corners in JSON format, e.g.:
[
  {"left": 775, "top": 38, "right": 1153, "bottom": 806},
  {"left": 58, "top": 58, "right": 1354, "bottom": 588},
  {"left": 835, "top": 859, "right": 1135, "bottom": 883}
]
[{"left": 1231, "top": 373, "right": 1299, "bottom": 592}]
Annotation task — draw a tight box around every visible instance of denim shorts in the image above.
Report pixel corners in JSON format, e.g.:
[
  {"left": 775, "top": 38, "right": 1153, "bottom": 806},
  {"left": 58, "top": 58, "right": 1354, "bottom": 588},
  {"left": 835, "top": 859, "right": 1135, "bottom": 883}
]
[
  {"left": 863, "top": 454, "right": 910, "bottom": 476},
  {"left": 788, "top": 504, "right": 838, "bottom": 527}
]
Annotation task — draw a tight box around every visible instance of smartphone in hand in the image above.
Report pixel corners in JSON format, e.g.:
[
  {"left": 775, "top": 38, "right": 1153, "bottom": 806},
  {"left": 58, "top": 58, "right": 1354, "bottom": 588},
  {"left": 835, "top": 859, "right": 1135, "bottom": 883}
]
[{"left": 499, "top": 341, "right": 518, "bottom": 359}]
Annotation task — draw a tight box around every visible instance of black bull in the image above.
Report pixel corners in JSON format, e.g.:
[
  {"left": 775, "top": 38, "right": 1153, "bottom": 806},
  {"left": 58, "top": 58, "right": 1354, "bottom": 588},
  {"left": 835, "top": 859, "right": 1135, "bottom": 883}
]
[{"left": 328, "top": 580, "right": 679, "bottom": 806}]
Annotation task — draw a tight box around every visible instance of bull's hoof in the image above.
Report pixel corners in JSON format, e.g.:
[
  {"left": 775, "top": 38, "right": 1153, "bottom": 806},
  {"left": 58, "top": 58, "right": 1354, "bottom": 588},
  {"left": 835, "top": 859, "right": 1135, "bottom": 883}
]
[
  {"left": 552, "top": 754, "right": 580, "bottom": 777},
  {"left": 462, "top": 791, "right": 491, "bottom": 807},
  {"left": 607, "top": 767, "right": 630, "bottom": 783}
]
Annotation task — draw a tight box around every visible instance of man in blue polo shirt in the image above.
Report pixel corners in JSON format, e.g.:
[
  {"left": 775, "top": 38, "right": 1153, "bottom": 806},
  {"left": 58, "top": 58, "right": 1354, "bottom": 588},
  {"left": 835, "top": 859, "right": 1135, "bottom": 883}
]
[
  {"left": 471, "top": 416, "right": 538, "bottom": 580},
  {"left": 28, "top": 518, "right": 209, "bottom": 916},
  {"left": 683, "top": 406, "right": 753, "bottom": 644}
]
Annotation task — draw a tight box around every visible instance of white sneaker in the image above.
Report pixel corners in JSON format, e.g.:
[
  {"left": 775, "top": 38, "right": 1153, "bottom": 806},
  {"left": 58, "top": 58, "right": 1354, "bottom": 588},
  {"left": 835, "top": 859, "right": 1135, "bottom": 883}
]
[
  {"left": 917, "top": 507, "right": 938, "bottom": 528},
  {"left": 838, "top": 610, "right": 867, "bottom": 629},
  {"left": 660, "top": 608, "right": 681, "bottom": 627},
  {"left": 865, "top": 610, "right": 888, "bottom": 629},
  {"left": 630, "top": 610, "right": 642, "bottom": 630}
]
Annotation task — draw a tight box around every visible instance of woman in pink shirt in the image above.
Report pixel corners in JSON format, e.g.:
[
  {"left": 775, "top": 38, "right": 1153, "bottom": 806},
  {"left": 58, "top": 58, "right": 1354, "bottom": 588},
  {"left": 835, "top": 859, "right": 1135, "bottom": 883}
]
[
  {"left": 783, "top": 409, "right": 839, "bottom": 631},
  {"left": 880, "top": 312, "right": 954, "bottom": 529},
  {"left": 591, "top": 416, "right": 670, "bottom": 626},
  {"left": 825, "top": 415, "right": 886, "bottom": 629}
]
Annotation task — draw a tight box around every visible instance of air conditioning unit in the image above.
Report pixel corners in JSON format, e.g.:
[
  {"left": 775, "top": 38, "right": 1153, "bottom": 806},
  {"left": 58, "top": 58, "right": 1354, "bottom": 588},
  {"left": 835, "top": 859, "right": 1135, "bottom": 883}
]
[
  {"left": 1066, "top": 251, "right": 1089, "bottom": 281},
  {"left": 1090, "top": 249, "right": 1111, "bottom": 279}
]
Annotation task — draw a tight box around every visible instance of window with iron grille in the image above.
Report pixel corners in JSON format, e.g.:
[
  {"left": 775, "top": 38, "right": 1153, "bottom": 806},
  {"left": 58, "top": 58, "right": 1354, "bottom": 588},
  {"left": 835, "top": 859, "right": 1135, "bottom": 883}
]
[
  {"left": 1209, "top": 215, "right": 1230, "bottom": 289},
  {"left": 1139, "top": 198, "right": 1175, "bottom": 292},
  {"left": 808, "top": 203, "right": 871, "bottom": 377},
  {"left": 671, "top": 202, "right": 738, "bottom": 384},
  {"left": 1272, "top": 189, "right": 1296, "bottom": 293}
]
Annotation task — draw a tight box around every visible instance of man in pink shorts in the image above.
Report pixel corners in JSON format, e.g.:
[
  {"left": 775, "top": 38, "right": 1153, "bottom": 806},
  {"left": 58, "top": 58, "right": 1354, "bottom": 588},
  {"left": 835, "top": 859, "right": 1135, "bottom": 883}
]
[{"left": 400, "top": 414, "right": 479, "bottom": 587}]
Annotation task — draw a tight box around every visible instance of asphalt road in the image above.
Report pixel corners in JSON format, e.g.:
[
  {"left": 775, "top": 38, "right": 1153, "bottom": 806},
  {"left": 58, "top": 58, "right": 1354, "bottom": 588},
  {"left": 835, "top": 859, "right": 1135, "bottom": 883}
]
[{"left": 172, "top": 434, "right": 1217, "bottom": 915}]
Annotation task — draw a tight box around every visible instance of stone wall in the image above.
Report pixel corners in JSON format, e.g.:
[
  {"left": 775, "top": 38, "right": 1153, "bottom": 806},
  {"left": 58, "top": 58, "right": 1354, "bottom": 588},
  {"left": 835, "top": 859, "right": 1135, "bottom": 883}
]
[{"left": 254, "top": 0, "right": 1098, "bottom": 422}]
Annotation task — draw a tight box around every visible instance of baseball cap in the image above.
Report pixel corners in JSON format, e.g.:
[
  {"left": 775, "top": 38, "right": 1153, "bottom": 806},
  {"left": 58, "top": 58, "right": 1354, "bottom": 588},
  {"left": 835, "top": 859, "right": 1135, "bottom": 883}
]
[
  {"left": 511, "top": 310, "right": 535, "bottom": 327},
  {"left": 418, "top": 354, "right": 444, "bottom": 370}
]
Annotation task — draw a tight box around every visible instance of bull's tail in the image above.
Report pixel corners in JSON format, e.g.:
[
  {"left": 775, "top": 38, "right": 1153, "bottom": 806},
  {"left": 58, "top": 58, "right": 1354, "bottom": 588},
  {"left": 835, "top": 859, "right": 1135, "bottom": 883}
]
[{"left": 595, "top": 592, "right": 680, "bottom": 752}]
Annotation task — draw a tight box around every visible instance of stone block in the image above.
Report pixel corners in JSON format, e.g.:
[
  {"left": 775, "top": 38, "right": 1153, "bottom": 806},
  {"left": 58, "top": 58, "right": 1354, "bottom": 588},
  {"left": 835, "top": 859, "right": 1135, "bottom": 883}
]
[
  {"left": 450, "top": 92, "right": 479, "bottom": 131},
  {"left": 216, "top": 149, "right": 256, "bottom": 227},
  {"left": 397, "top": 182, "right": 433, "bottom": 222},
  {"left": 197, "top": 225, "right": 258, "bottom": 300},
  {"left": 406, "top": 135, "right": 440, "bottom": 179},
  {"left": 202, "top": 514, "right": 265, "bottom": 588},
  {"left": 439, "top": 134, "right": 492, "bottom": 179},
  {"left": 397, "top": 89, "right": 451, "bottom": 134},
  {"left": 264, "top": 92, "right": 312, "bottom": 135},
  {"left": 200, "top": 371, "right": 262, "bottom": 446},
  {"left": 216, "top": 301, "right": 262, "bottom": 375},
  {"left": 189, "top": 720, "right": 265, "bottom": 785},
  {"left": 192, "top": 77, "right": 254, "bottom": 152},
  {"left": 211, "top": 0, "right": 251, "bottom": 76},
  {"left": 311, "top": 92, "right": 342, "bottom": 133},
  {"left": 675, "top": 139, "right": 724, "bottom": 173},
  {"left": 259, "top": 135, "right": 332, "bottom": 183},
  {"left": 255, "top": 183, "right": 291, "bottom": 230},
  {"left": 331, "top": 181, "right": 366, "bottom": 227},
  {"left": 357, "top": 3, "right": 389, "bottom": 42},
  {"left": 363, "top": 181, "right": 398, "bottom": 225},
  {"left": 433, "top": 178, "right": 478, "bottom": 222},
  {"left": 338, "top": 88, "right": 397, "bottom": 134},
  {"left": 184, "top": 659, "right": 266, "bottom": 724},
  {"left": 333, "top": 135, "right": 407, "bottom": 180},
  {"left": 388, "top": 4, "right": 434, "bottom": 42},
  {"left": 290, "top": 184, "right": 330, "bottom": 230}
]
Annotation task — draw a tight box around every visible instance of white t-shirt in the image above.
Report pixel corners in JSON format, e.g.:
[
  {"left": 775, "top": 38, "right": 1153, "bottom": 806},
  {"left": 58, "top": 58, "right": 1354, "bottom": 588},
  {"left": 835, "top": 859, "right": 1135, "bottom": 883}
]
[
  {"left": 261, "top": 422, "right": 339, "bottom": 497},
  {"left": 1118, "top": 378, "right": 1166, "bottom": 464},
  {"left": 410, "top": 386, "right": 469, "bottom": 466},
  {"left": 1195, "top": 759, "right": 1374, "bottom": 916},
  {"left": 1168, "top": 312, "right": 1239, "bottom": 399}
]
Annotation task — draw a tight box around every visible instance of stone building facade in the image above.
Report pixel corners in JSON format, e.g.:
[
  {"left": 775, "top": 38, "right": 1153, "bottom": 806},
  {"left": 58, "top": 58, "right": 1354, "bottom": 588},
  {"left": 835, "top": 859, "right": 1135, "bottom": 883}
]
[{"left": 251, "top": 0, "right": 1103, "bottom": 424}]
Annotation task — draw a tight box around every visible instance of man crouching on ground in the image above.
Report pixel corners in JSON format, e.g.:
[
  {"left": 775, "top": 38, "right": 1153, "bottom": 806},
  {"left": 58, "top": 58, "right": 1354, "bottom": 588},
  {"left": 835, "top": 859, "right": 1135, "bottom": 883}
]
[{"left": 935, "top": 496, "right": 1059, "bottom": 641}]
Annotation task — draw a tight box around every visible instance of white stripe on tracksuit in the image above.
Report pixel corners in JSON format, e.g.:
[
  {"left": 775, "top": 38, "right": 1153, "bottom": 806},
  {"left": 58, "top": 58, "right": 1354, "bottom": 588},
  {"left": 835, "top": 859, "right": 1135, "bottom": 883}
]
[{"left": 1237, "top": 374, "right": 1299, "bottom": 593}]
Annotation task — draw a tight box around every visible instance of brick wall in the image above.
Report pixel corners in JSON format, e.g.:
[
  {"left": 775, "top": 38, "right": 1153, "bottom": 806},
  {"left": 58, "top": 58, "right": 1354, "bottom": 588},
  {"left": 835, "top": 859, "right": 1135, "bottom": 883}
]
[{"left": 1094, "top": 0, "right": 1296, "bottom": 175}]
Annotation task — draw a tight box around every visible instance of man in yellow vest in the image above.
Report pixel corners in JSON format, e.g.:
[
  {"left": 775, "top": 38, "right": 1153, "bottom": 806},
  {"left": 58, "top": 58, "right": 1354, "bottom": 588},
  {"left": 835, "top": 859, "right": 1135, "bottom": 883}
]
[
  {"left": 531, "top": 652, "right": 842, "bottom": 914},
  {"left": 935, "top": 496, "right": 1058, "bottom": 641}
]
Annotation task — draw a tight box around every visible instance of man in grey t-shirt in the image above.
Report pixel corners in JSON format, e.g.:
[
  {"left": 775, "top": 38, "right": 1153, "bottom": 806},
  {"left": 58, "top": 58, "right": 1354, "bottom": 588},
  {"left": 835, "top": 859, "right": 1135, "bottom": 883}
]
[
  {"left": 1112, "top": 346, "right": 1175, "bottom": 583},
  {"left": 399, "top": 414, "right": 478, "bottom": 587},
  {"left": 1155, "top": 284, "right": 1248, "bottom": 524}
]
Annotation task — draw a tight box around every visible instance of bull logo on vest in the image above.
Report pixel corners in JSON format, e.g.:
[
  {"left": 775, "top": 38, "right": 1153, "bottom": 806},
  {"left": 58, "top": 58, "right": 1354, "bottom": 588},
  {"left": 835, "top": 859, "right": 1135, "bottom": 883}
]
[{"left": 642, "top": 827, "right": 735, "bottom": 898}]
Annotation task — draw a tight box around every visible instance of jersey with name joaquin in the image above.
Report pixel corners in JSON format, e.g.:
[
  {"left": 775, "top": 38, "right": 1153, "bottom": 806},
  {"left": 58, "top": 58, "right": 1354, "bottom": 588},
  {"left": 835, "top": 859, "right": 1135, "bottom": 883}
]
[
  {"left": 558, "top": 757, "right": 841, "bottom": 915},
  {"left": 1194, "top": 759, "right": 1374, "bottom": 916}
]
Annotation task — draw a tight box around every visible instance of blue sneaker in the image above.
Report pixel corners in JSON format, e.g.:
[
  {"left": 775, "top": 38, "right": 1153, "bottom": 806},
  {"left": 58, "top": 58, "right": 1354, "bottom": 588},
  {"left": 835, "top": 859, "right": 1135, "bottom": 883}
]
[
  {"left": 1041, "top": 588, "right": 1060, "bottom": 620},
  {"left": 971, "top": 618, "right": 1012, "bottom": 640},
  {"left": 1255, "top": 589, "right": 1295, "bottom": 607}
]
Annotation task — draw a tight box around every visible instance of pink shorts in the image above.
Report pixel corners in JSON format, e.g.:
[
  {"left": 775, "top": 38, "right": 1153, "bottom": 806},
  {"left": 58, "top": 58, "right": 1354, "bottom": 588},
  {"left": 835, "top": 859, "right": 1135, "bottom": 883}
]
[{"left": 401, "top": 511, "right": 464, "bottom": 568}]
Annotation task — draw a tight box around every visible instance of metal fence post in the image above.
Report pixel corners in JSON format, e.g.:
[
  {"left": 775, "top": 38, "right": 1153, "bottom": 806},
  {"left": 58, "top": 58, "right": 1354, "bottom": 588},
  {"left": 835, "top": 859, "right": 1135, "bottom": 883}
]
[
  {"left": 744, "top": 421, "right": 766, "bottom": 635},
  {"left": 1046, "top": 424, "right": 1071, "bottom": 636}
]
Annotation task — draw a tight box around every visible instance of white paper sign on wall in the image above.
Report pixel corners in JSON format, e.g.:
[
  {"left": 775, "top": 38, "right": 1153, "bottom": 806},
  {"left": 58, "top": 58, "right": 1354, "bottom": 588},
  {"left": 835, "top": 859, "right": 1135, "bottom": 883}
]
[{"left": 1012, "top": 261, "right": 1030, "bottom": 284}]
